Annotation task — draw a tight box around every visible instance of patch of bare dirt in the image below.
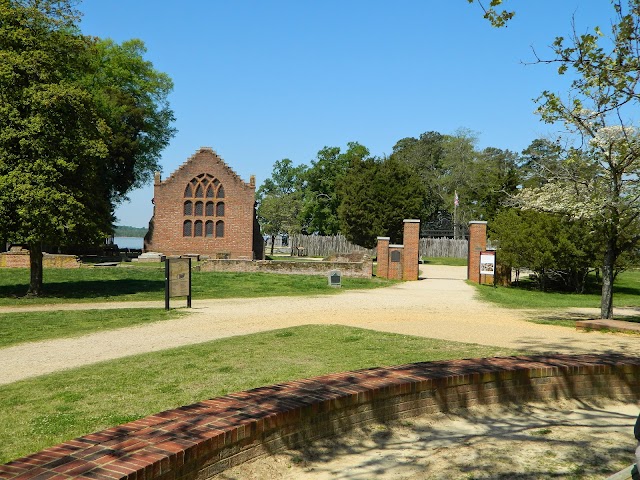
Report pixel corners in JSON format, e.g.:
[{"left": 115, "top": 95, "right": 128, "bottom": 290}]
[{"left": 216, "top": 400, "right": 639, "bottom": 480}]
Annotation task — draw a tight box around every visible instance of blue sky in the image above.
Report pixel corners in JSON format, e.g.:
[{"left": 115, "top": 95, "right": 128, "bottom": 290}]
[{"left": 79, "top": 1, "right": 610, "bottom": 227}]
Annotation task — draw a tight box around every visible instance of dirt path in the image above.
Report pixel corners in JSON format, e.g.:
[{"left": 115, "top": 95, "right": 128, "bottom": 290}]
[{"left": 1, "top": 265, "right": 639, "bottom": 386}]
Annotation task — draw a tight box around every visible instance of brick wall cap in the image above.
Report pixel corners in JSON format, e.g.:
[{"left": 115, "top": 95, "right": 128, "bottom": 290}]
[
  {"left": 389, "top": 244, "right": 404, "bottom": 248},
  {"left": 403, "top": 219, "right": 420, "bottom": 223},
  {"left": 377, "top": 237, "right": 391, "bottom": 240},
  {"left": 469, "top": 221, "right": 488, "bottom": 225}
]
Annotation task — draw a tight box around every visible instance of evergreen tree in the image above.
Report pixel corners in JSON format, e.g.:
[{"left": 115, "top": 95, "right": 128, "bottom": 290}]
[{"left": 338, "top": 156, "right": 427, "bottom": 248}]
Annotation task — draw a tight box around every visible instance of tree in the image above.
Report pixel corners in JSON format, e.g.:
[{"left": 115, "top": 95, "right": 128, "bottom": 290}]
[
  {"left": 390, "top": 131, "right": 446, "bottom": 216},
  {"left": 511, "top": 1, "right": 640, "bottom": 318},
  {"left": 438, "top": 131, "right": 520, "bottom": 225},
  {"left": 520, "top": 138, "right": 564, "bottom": 188},
  {"left": 466, "top": 146, "right": 520, "bottom": 220},
  {"left": 0, "top": 1, "right": 175, "bottom": 295},
  {"left": 490, "top": 209, "right": 600, "bottom": 292},
  {"left": 0, "top": 0, "right": 111, "bottom": 295},
  {"left": 467, "top": 0, "right": 515, "bottom": 27},
  {"left": 301, "top": 142, "right": 368, "bottom": 235},
  {"left": 84, "top": 38, "right": 175, "bottom": 205},
  {"left": 338, "top": 156, "right": 428, "bottom": 249},
  {"left": 257, "top": 159, "right": 307, "bottom": 254}
]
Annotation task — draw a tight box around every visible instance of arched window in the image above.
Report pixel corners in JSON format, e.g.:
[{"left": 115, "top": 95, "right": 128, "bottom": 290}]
[
  {"left": 183, "top": 220, "right": 192, "bottom": 237},
  {"left": 194, "top": 220, "right": 203, "bottom": 237},
  {"left": 184, "top": 175, "right": 226, "bottom": 237}
]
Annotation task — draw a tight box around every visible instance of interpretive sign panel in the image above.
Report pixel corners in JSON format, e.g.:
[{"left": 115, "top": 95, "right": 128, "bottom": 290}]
[
  {"left": 480, "top": 252, "right": 495, "bottom": 275},
  {"left": 165, "top": 257, "right": 192, "bottom": 310}
]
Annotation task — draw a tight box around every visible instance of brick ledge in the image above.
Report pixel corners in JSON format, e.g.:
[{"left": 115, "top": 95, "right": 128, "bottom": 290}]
[{"left": 1, "top": 354, "right": 639, "bottom": 479}]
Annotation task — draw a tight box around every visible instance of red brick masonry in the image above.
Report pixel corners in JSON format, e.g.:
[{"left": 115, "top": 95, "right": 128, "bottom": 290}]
[{"left": 2, "top": 354, "right": 639, "bottom": 479}]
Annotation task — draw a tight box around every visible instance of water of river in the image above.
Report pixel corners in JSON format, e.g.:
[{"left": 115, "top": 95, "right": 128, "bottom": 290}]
[{"left": 113, "top": 236, "right": 144, "bottom": 250}]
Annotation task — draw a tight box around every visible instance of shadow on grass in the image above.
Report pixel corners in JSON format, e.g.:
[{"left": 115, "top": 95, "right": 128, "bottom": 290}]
[
  {"left": 0, "top": 279, "right": 164, "bottom": 300},
  {"left": 530, "top": 310, "right": 640, "bottom": 329},
  {"left": 511, "top": 274, "right": 640, "bottom": 297},
  {"left": 612, "top": 284, "right": 640, "bottom": 296}
]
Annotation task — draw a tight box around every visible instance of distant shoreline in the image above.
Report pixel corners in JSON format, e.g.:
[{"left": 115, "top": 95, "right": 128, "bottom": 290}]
[{"left": 114, "top": 226, "right": 147, "bottom": 238}]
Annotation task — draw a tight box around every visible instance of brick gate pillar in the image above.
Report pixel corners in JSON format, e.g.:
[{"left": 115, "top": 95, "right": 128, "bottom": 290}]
[
  {"left": 376, "top": 237, "right": 390, "bottom": 279},
  {"left": 388, "top": 245, "right": 404, "bottom": 280},
  {"left": 467, "top": 221, "right": 487, "bottom": 284},
  {"left": 402, "top": 219, "right": 420, "bottom": 281}
]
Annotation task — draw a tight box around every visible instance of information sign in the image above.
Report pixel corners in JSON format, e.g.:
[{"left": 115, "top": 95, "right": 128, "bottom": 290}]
[
  {"left": 480, "top": 253, "right": 495, "bottom": 275},
  {"left": 165, "top": 258, "right": 192, "bottom": 309}
]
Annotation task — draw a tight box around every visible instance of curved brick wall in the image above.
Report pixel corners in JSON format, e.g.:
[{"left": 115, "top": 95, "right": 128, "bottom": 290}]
[{"left": 2, "top": 354, "right": 639, "bottom": 479}]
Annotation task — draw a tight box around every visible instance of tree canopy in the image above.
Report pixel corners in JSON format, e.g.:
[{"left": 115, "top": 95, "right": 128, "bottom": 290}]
[
  {"left": 256, "top": 159, "right": 306, "bottom": 253},
  {"left": 0, "top": 0, "right": 175, "bottom": 295},
  {"left": 300, "top": 142, "right": 368, "bottom": 235},
  {"left": 490, "top": 209, "right": 600, "bottom": 293},
  {"left": 337, "top": 156, "right": 428, "bottom": 248}
]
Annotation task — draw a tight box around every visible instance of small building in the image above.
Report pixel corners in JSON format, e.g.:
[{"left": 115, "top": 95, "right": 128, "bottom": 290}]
[{"left": 144, "top": 147, "right": 264, "bottom": 259}]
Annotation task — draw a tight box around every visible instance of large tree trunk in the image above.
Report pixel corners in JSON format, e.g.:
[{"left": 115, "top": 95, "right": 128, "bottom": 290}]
[
  {"left": 27, "top": 242, "right": 43, "bottom": 297},
  {"left": 600, "top": 239, "right": 616, "bottom": 319}
]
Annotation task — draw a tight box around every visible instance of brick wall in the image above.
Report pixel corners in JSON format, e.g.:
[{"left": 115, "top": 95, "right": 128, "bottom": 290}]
[
  {"left": 145, "top": 148, "right": 258, "bottom": 259},
  {"left": 374, "top": 220, "right": 420, "bottom": 281},
  {"left": 376, "top": 237, "right": 389, "bottom": 279},
  {"left": 0, "top": 252, "right": 80, "bottom": 268},
  {"left": 199, "top": 259, "right": 373, "bottom": 278},
  {"left": 2, "top": 354, "right": 638, "bottom": 480},
  {"left": 402, "top": 219, "right": 420, "bottom": 281},
  {"left": 467, "top": 221, "right": 487, "bottom": 283}
]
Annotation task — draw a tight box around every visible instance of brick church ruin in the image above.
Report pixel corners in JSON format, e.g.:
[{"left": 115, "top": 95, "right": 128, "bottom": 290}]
[{"left": 144, "top": 147, "right": 264, "bottom": 259}]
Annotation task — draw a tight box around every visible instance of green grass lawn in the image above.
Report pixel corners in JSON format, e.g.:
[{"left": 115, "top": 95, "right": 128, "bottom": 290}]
[
  {"left": 0, "top": 267, "right": 392, "bottom": 306},
  {"left": 422, "top": 257, "right": 467, "bottom": 266},
  {"left": 0, "top": 309, "right": 185, "bottom": 348},
  {"left": 0, "top": 324, "right": 523, "bottom": 464},
  {"left": 472, "top": 270, "right": 640, "bottom": 310}
]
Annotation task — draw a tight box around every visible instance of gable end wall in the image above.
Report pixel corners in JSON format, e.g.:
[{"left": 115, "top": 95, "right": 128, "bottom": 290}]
[{"left": 146, "top": 148, "right": 257, "bottom": 258}]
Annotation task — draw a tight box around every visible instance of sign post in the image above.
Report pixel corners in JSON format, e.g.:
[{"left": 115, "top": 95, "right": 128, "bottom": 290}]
[{"left": 165, "top": 257, "right": 192, "bottom": 310}]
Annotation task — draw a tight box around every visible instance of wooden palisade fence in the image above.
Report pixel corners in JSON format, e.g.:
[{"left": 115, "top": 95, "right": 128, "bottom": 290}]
[{"left": 290, "top": 234, "right": 468, "bottom": 259}]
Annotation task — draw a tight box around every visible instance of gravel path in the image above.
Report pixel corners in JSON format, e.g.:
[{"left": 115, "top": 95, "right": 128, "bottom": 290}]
[{"left": 1, "top": 265, "right": 639, "bottom": 386}]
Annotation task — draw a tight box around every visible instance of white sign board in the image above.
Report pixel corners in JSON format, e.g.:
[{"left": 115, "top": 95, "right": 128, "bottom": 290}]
[{"left": 480, "top": 253, "right": 495, "bottom": 275}]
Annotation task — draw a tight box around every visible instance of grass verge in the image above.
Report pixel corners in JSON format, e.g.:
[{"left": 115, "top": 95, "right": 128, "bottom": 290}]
[
  {"left": 472, "top": 270, "right": 640, "bottom": 329},
  {"left": 472, "top": 270, "right": 640, "bottom": 310},
  {"left": 0, "top": 268, "right": 392, "bottom": 306},
  {"left": 422, "top": 257, "right": 467, "bottom": 266},
  {"left": 0, "top": 324, "right": 522, "bottom": 463},
  {"left": 0, "top": 309, "right": 185, "bottom": 348}
]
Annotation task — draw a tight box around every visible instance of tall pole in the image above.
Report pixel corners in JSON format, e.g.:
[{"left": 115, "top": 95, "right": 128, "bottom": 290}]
[{"left": 453, "top": 190, "right": 459, "bottom": 239}]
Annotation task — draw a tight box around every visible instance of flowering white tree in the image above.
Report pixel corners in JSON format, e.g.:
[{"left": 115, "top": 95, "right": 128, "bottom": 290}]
[
  {"left": 515, "top": 124, "right": 640, "bottom": 318},
  {"left": 515, "top": 0, "right": 640, "bottom": 318}
]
